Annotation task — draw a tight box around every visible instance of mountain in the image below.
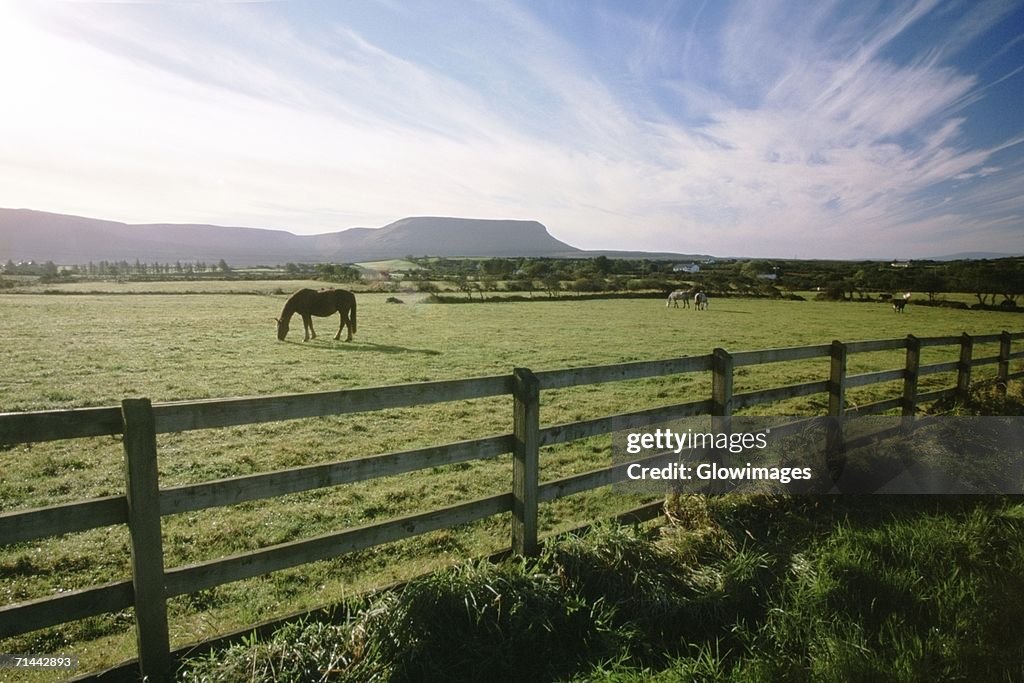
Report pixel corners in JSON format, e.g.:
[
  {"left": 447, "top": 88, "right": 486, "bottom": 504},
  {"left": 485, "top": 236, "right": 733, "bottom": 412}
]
[
  {"left": 325, "top": 216, "right": 581, "bottom": 260},
  {"left": 0, "top": 209, "right": 582, "bottom": 265}
]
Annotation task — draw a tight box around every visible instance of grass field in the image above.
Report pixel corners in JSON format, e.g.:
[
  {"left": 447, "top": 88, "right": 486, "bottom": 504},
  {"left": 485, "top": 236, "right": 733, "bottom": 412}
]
[{"left": 1, "top": 285, "right": 1022, "bottom": 678}]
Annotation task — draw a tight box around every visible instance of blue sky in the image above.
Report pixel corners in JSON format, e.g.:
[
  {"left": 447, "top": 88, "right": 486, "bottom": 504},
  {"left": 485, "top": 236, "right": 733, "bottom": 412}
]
[{"left": 1, "top": 0, "right": 1022, "bottom": 258}]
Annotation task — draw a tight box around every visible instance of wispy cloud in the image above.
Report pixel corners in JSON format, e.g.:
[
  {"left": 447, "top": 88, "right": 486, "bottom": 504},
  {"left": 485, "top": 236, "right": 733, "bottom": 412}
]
[{"left": 0, "top": 0, "right": 1021, "bottom": 257}]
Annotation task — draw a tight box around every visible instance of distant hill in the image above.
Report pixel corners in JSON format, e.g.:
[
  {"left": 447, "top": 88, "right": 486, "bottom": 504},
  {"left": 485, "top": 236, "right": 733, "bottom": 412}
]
[
  {"left": 0, "top": 209, "right": 586, "bottom": 265},
  {"left": 927, "top": 252, "right": 1023, "bottom": 261}
]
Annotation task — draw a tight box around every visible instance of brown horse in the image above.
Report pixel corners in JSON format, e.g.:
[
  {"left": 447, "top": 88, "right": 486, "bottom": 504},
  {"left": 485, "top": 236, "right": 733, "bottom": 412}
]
[{"left": 276, "top": 289, "right": 357, "bottom": 342}]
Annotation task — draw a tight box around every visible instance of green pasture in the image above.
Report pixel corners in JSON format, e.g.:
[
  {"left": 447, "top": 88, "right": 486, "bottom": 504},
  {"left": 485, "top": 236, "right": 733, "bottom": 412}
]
[
  {"left": 0, "top": 287, "right": 1021, "bottom": 678},
  {"left": 355, "top": 258, "right": 423, "bottom": 272}
]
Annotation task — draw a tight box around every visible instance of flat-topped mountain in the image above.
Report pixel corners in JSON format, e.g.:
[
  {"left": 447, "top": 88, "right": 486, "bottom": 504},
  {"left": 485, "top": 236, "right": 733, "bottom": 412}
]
[{"left": 0, "top": 209, "right": 582, "bottom": 265}]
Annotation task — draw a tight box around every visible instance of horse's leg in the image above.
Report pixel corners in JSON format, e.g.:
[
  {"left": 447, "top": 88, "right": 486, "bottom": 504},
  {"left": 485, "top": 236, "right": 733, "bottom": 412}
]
[
  {"left": 303, "top": 314, "right": 316, "bottom": 341},
  {"left": 335, "top": 311, "right": 346, "bottom": 340}
]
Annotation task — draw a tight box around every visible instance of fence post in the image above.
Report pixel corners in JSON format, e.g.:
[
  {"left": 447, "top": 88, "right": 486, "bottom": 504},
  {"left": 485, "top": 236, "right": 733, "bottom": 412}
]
[
  {"left": 711, "top": 349, "right": 734, "bottom": 466},
  {"left": 956, "top": 333, "right": 974, "bottom": 403},
  {"left": 511, "top": 368, "right": 540, "bottom": 557},
  {"left": 826, "top": 341, "right": 847, "bottom": 483},
  {"left": 121, "top": 398, "right": 171, "bottom": 681},
  {"left": 828, "top": 340, "right": 847, "bottom": 418},
  {"left": 902, "top": 335, "right": 921, "bottom": 432},
  {"left": 711, "top": 348, "right": 733, "bottom": 418},
  {"left": 997, "top": 331, "right": 1011, "bottom": 397}
]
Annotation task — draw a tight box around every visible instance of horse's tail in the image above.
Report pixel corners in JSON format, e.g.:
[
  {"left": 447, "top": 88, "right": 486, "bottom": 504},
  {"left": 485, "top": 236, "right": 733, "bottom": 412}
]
[{"left": 350, "top": 294, "right": 357, "bottom": 335}]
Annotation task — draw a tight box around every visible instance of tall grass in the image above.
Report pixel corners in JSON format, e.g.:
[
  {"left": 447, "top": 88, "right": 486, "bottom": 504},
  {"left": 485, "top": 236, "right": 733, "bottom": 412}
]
[{"left": 177, "top": 496, "right": 1024, "bottom": 682}]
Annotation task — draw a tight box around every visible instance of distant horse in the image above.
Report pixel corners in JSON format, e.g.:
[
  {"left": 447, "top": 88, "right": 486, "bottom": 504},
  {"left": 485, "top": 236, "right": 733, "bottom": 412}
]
[
  {"left": 666, "top": 290, "right": 690, "bottom": 308},
  {"left": 694, "top": 292, "right": 708, "bottom": 310},
  {"left": 276, "top": 288, "right": 357, "bottom": 342},
  {"left": 893, "top": 292, "right": 910, "bottom": 313}
]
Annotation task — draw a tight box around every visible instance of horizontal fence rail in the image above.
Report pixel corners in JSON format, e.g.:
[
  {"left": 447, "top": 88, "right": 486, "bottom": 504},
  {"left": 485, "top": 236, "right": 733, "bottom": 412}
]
[
  {"left": 1, "top": 330, "right": 1023, "bottom": 680},
  {"left": 163, "top": 494, "right": 514, "bottom": 598},
  {"left": 151, "top": 374, "right": 514, "bottom": 434},
  {"left": 730, "top": 343, "right": 832, "bottom": 366},
  {"left": 0, "top": 495, "right": 127, "bottom": 546},
  {"left": 159, "top": 434, "right": 516, "bottom": 516}
]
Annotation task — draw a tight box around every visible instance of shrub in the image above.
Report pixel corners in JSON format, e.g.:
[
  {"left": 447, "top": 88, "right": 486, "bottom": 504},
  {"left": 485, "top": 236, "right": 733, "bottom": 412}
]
[{"left": 371, "top": 559, "right": 625, "bottom": 681}]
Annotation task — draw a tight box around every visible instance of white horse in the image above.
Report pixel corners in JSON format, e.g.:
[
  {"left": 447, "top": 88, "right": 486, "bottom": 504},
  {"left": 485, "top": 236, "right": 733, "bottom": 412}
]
[
  {"left": 666, "top": 290, "right": 690, "bottom": 308},
  {"left": 694, "top": 291, "right": 708, "bottom": 310}
]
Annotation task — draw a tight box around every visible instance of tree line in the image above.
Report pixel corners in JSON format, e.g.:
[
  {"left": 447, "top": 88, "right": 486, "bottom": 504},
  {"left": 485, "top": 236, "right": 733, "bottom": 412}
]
[
  {"left": 3, "top": 254, "right": 1021, "bottom": 308},
  {"left": 3, "top": 259, "right": 233, "bottom": 280},
  {"left": 402, "top": 256, "right": 1023, "bottom": 307}
]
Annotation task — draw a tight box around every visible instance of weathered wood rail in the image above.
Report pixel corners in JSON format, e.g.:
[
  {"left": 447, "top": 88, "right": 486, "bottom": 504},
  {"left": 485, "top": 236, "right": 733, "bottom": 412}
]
[{"left": 1, "top": 331, "right": 1022, "bottom": 680}]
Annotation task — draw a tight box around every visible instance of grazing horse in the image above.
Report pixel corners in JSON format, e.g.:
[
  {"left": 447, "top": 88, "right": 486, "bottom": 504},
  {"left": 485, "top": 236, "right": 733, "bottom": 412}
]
[
  {"left": 276, "top": 288, "right": 357, "bottom": 342},
  {"left": 666, "top": 290, "right": 690, "bottom": 308},
  {"left": 893, "top": 292, "right": 911, "bottom": 313},
  {"left": 694, "top": 291, "right": 709, "bottom": 310}
]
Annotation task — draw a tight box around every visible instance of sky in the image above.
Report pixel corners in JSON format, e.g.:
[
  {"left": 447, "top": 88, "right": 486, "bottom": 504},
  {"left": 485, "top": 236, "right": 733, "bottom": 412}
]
[{"left": 1, "top": 0, "right": 1023, "bottom": 259}]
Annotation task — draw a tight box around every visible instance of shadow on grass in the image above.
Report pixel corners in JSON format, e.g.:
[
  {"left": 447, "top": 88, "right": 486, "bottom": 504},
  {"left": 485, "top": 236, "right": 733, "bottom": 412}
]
[
  {"left": 281, "top": 339, "right": 442, "bottom": 355},
  {"left": 673, "top": 306, "right": 752, "bottom": 314}
]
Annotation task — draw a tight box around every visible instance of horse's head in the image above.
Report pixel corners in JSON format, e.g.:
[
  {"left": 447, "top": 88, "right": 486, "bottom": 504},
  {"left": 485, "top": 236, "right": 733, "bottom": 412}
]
[{"left": 275, "top": 317, "right": 289, "bottom": 341}]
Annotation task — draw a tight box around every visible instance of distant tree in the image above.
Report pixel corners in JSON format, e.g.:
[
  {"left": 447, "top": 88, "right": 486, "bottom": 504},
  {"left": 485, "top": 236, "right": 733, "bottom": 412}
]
[
  {"left": 541, "top": 274, "right": 561, "bottom": 298},
  {"left": 37, "top": 261, "right": 61, "bottom": 283},
  {"left": 571, "top": 277, "right": 603, "bottom": 294},
  {"left": 317, "top": 264, "right": 361, "bottom": 283},
  {"left": 740, "top": 259, "right": 773, "bottom": 279},
  {"left": 454, "top": 275, "right": 479, "bottom": 300},
  {"left": 593, "top": 255, "right": 612, "bottom": 276},
  {"left": 480, "top": 274, "right": 500, "bottom": 298},
  {"left": 817, "top": 281, "right": 846, "bottom": 301},
  {"left": 522, "top": 260, "right": 551, "bottom": 278},
  {"left": 508, "top": 279, "right": 535, "bottom": 296},
  {"left": 912, "top": 270, "right": 946, "bottom": 302},
  {"left": 217, "top": 259, "right": 232, "bottom": 273},
  {"left": 480, "top": 258, "right": 515, "bottom": 277},
  {"left": 955, "top": 262, "right": 1001, "bottom": 306},
  {"left": 607, "top": 275, "right": 629, "bottom": 292}
]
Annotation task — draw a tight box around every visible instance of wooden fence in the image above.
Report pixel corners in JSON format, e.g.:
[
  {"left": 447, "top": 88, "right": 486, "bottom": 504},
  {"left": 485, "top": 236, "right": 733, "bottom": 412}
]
[{"left": 1, "top": 331, "right": 1023, "bottom": 680}]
